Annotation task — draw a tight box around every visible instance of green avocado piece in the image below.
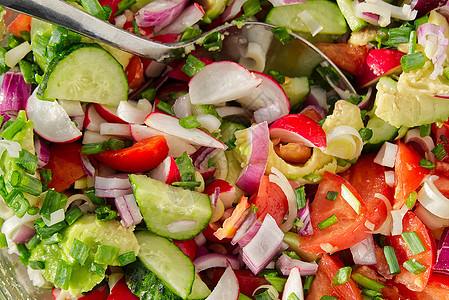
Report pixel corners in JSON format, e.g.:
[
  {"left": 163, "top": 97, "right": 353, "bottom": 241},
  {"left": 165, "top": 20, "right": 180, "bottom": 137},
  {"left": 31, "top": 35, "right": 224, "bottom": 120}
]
[{"left": 197, "top": 0, "right": 226, "bottom": 23}]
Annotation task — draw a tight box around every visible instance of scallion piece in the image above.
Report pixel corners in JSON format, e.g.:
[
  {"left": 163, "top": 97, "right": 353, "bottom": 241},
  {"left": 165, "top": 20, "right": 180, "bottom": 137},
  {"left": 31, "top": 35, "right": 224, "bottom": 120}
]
[
  {"left": 351, "top": 273, "right": 386, "bottom": 291},
  {"left": 271, "top": 26, "right": 292, "bottom": 44},
  {"left": 85, "top": 187, "right": 106, "bottom": 206},
  {"left": 320, "top": 296, "right": 338, "bottom": 300},
  {"left": 70, "top": 238, "right": 90, "bottom": 265},
  {"left": 295, "top": 186, "right": 306, "bottom": 209},
  {"left": 243, "top": 0, "right": 261, "bottom": 17},
  {"left": 254, "top": 289, "right": 274, "bottom": 300},
  {"left": 401, "top": 231, "right": 426, "bottom": 255},
  {"left": 27, "top": 234, "right": 41, "bottom": 250},
  {"left": 39, "top": 169, "right": 53, "bottom": 184},
  {"left": 383, "top": 246, "right": 401, "bottom": 275},
  {"left": 40, "top": 189, "right": 67, "bottom": 219},
  {"left": 95, "top": 244, "right": 120, "bottom": 265},
  {"left": 96, "top": 205, "right": 118, "bottom": 221},
  {"left": 331, "top": 266, "right": 352, "bottom": 286},
  {"left": 42, "top": 233, "right": 63, "bottom": 245},
  {"left": 175, "top": 152, "right": 195, "bottom": 182},
  {"left": 401, "top": 52, "right": 425, "bottom": 72},
  {"left": 132, "top": 19, "right": 140, "bottom": 36},
  {"left": 362, "top": 289, "right": 382, "bottom": 297},
  {"left": 172, "top": 181, "right": 201, "bottom": 188},
  {"left": 18, "top": 60, "right": 38, "bottom": 84},
  {"left": 202, "top": 32, "right": 223, "bottom": 52},
  {"left": 179, "top": 115, "right": 202, "bottom": 129},
  {"left": 318, "top": 214, "right": 338, "bottom": 230},
  {"left": 348, "top": 95, "right": 363, "bottom": 105},
  {"left": 7, "top": 189, "right": 30, "bottom": 218},
  {"left": 287, "top": 293, "right": 300, "bottom": 300},
  {"left": 303, "top": 275, "right": 315, "bottom": 295},
  {"left": 181, "top": 55, "right": 206, "bottom": 77},
  {"left": 114, "top": 0, "right": 136, "bottom": 16},
  {"left": 325, "top": 191, "right": 338, "bottom": 201},
  {"left": 17, "top": 243, "right": 30, "bottom": 265},
  {"left": 403, "top": 259, "right": 426, "bottom": 274},
  {"left": 27, "top": 206, "right": 39, "bottom": 215},
  {"left": 304, "top": 173, "right": 322, "bottom": 183},
  {"left": 80, "top": 0, "right": 110, "bottom": 20},
  {"left": 420, "top": 124, "right": 431, "bottom": 137},
  {"left": 406, "top": 191, "right": 417, "bottom": 209},
  {"left": 268, "top": 70, "right": 285, "bottom": 84},
  {"left": 263, "top": 273, "right": 286, "bottom": 292},
  {"left": 414, "top": 15, "right": 428, "bottom": 28},
  {"left": 34, "top": 221, "right": 67, "bottom": 239},
  {"left": 419, "top": 158, "right": 435, "bottom": 169},
  {"left": 118, "top": 251, "right": 136, "bottom": 266},
  {"left": 107, "top": 138, "right": 125, "bottom": 151},
  {"left": 432, "top": 143, "right": 448, "bottom": 161},
  {"left": 54, "top": 259, "right": 73, "bottom": 290},
  {"left": 0, "top": 233, "right": 7, "bottom": 248},
  {"left": 408, "top": 30, "right": 417, "bottom": 54},
  {"left": 156, "top": 101, "right": 174, "bottom": 116},
  {"left": 65, "top": 206, "right": 84, "bottom": 226},
  {"left": 81, "top": 141, "right": 109, "bottom": 155},
  {"left": 10, "top": 171, "right": 43, "bottom": 196},
  {"left": 29, "top": 260, "right": 45, "bottom": 270},
  {"left": 359, "top": 128, "right": 373, "bottom": 142},
  {"left": 444, "top": 66, "right": 449, "bottom": 80},
  {"left": 0, "top": 117, "right": 26, "bottom": 140},
  {"left": 181, "top": 27, "right": 202, "bottom": 42},
  {"left": 90, "top": 261, "right": 106, "bottom": 276}
]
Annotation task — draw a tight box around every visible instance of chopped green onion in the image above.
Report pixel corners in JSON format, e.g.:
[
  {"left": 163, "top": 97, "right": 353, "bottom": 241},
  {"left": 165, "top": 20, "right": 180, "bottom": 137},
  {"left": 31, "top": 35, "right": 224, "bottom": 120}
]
[
  {"left": 403, "top": 259, "right": 426, "bottom": 274},
  {"left": 264, "top": 273, "right": 287, "bottom": 292},
  {"left": 114, "top": 0, "right": 136, "bottom": 16},
  {"left": 34, "top": 221, "right": 67, "bottom": 239},
  {"left": 0, "top": 47, "right": 8, "bottom": 75},
  {"left": 295, "top": 186, "right": 306, "bottom": 209},
  {"left": 304, "top": 275, "right": 315, "bottom": 294},
  {"left": 40, "top": 189, "right": 67, "bottom": 218},
  {"left": 408, "top": 30, "right": 417, "bottom": 54},
  {"left": 406, "top": 191, "right": 418, "bottom": 209},
  {"left": 27, "top": 234, "right": 41, "bottom": 250},
  {"left": 287, "top": 293, "right": 300, "bottom": 300},
  {"left": 432, "top": 143, "right": 448, "bottom": 161},
  {"left": 39, "top": 169, "right": 53, "bottom": 184},
  {"left": 304, "top": 173, "right": 322, "bottom": 183},
  {"left": 181, "top": 55, "right": 206, "bottom": 77},
  {"left": 156, "top": 101, "right": 174, "bottom": 116},
  {"left": 65, "top": 206, "right": 84, "bottom": 226},
  {"left": 18, "top": 60, "right": 39, "bottom": 84},
  {"left": 0, "top": 117, "right": 26, "bottom": 140},
  {"left": 318, "top": 214, "right": 338, "bottom": 230},
  {"left": 414, "top": 15, "right": 428, "bottom": 28},
  {"left": 6, "top": 189, "right": 30, "bottom": 218},
  {"left": 140, "top": 86, "right": 156, "bottom": 101},
  {"left": 7, "top": 35, "right": 22, "bottom": 49},
  {"left": 332, "top": 266, "right": 352, "bottom": 286},
  {"left": 362, "top": 289, "right": 382, "bottom": 297},
  {"left": 175, "top": 152, "right": 195, "bottom": 182},
  {"left": 442, "top": 135, "right": 449, "bottom": 144},
  {"left": 107, "top": 138, "right": 125, "bottom": 151},
  {"left": 351, "top": 273, "right": 386, "bottom": 291},
  {"left": 172, "top": 181, "right": 201, "bottom": 188},
  {"left": 359, "top": 128, "right": 373, "bottom": 142},
  {"left": 29, "top": 260, "right": 45, "bottom": 270},
  {"left": 401, "top": 52, "right": 425, "bottom": 72},
  {"left": 70, "top": 238, "right": 90, "bottom": 265},
  {"left": 10, "top": 170, "right": 43, "bottom": 196},
  {"left": 268, "top": 70, "right": 285, "bottom": 84},
  {"left": 96, "top": 205, "right": 118, "bottom": 221},
  {"left": 383, "top": 246, "right": 401, "bottom": 275},
  {"left": 181, "top": 27, "right": 202, "bottom": 42},
  {"left": 254, "top": 289, "right": 275, "bottom": 300},
  {"left": 80, "top": 0, "right": 111, "bottom": 20},
  {"left": 348, "top": 95, "right": 363, "bottom": 105},
  {"left": 326, "top": 191, "right": 338, "bottom": 201},
  {"left": 90, "top": 261, "right": 106, "bottom": 276},
  {"left": 81, "top": 141, "right": 109, "bottom": 155},
  {"left": 243, "top": 0, "right": 261, "bottom": 17},
  {"left": 420, "top": 124, "right": 431, "bottom": 137},
  {"left": 337, "top": 158, "right": 348, "bottom": 167},
  {"left": 401, "top": 231, "right": 426, "bottom": 255},
  {"left": 27, "top": 207, "right": 39, "bottom": 217},
  {"left": 42, "top": 232, "right": 63, "bottom": 245},
  {"left": 419, "top": 158, "right": 435, "bottom": 169},
  {"left": 132, "top": 19, "right": 140, "bottom": 36},
  {"left": 118, "top": 251, "right": 137, "bottom": 266},
  {"left": 179, "top": 115, "right": 202, "bottom": 129},
  {"left": 85, "top": 187, "right": 106, "bottom": 206},
  {"left": 320, "top": 296, "right": 338, "bottom": 300},
  {"left": 95, "top": 244, "right": 120, "bottom": 265},
  {"left": 0, "top": 233, "right": 7, "bottom": 248},
  {"left": 54, "top": 259, "right": 73, "bottom": 290},
  {"left": 202, "top": 32, "right": 223, "bottom": 52},
  {"left": 387, "top": 26, "right": 412, "bottom": 47},
  {"left": 272, "top": 26, "right": 292, "bottom": 44},
  {"left": 16, "top": 243, "right": 30, "bottom": 265}
]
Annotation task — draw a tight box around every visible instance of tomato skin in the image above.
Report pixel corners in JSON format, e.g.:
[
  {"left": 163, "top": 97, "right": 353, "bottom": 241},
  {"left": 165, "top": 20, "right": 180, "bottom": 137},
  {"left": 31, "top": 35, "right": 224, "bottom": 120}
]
[
  {"left": 94, "top": 136, "right": 168, "bottom": 173},
  {"left": 341, "top": 153, "right": 392, "bottom": 230},
  {"left": 78, "top": 285, "right": 108, "bottom": 300},
  {"left": 8, "top": 14, "right": 32, "bottom": 39},
  {"left": 308, "top": 254, "right": 362, "bottom": 300},
  {"left": 412, "top": 273, "right": 449, "bottom": 299},
  {"left": 46, "top": 143, "right": 87, "bottom": 192},
  {"left": 385, "top": 211, "right": 436, "bottom": 292},
  {"left": 299, "top": 172, "right": 369, "bottom": 254},
  {"left": 107, "top": 276, "right": 138, "bottom": 300},
  {"left": 173, "top": 239, "right": 197, "bottom": 261},
  {"left": 212, "top": 268, "right": 268, "bottom": 298},
  {"left": 394, "top": 140, "right": 429, "bottom": 210},
  {"left": 315, "top": 43, "right": 369, "bottom": 76},
  {"left": 125, "top": 56, "right": 144, "bottom": 90},
  {"left": 248, "top": 175, "right": 288, "bottom": 226}
]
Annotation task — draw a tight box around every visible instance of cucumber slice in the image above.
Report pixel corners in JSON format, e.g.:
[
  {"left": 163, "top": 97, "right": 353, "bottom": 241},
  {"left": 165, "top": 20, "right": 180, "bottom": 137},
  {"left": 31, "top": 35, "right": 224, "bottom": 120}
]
[
  {"left": 281, "top": 76, "right": 310, "bottom": 109},
  {"left": 136, "top": 231, "right": 195, "bottom": 299},
  {"left": 364, "top": 116, "right": 398, "bottom": 152},
  {"left": 37, "top": 44, "right": 129, "bottom": 106},
  {"left": 130, "top": 174, "right": 212, "bottom": 240},
  {"left": 336, "top": 0, "right": 367, "bottom": 31},
  {"left": 188, "top": 274, "right": 211, "bottom": 299},
  {"left": 265, "top": 0, "right": 347, "bottom": 35}
]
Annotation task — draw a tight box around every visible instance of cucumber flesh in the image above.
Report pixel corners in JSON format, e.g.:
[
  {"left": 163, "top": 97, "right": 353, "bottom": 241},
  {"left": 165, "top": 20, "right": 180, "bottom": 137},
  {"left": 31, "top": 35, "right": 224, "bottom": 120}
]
[
  {"left": 364, "top": 116, "right": 398, "bottom": 152},
  {"left": 336, "top": 0, "right": 367, "bottom": 31},
  {"left": 265, "top": 0, "right": 348, "bottom": 35},
  {"left": 38, "top": 44, "right": 129, "bottom": 106},
  {"left": 136, "top": 231, "right": 195, "bottom": 299},
  {"left": 281, "top": 76, "right": 310, "bottom": 109},
  {"left": 188, "top": 274, "right": 211, "bottom": 299},
  {"left": 130, "top": 174, "right": 212, "bottom": 240}
]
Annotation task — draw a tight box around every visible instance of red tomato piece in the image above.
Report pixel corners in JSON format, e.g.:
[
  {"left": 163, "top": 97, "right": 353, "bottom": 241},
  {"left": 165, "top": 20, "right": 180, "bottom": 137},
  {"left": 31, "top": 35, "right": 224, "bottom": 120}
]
[
  {"left": 108, "top": 276, "right": 138, "bottom": 300},
  {"left": 79, "top": 285, "right": 108, "bottom": 300},
  {"left": 298, "top": 172, "right": 369, "bottom": 254},
  {"left": 385, "top": 211, "right": 436, "bottom": 292},
  {"left": 8, "top": 14, "right": 32, "bottom": 39},
  {"left": 341, "top": 153, "right": 392, "bottom": 230},
  {"left": 412, "top": 273, "right": 449, "bottom": 299},
  {"left": 308, "top": 254, "right": 362, "bottom": 300},
  {"left": 172, "top": 239, "right": 197, "bottom": 261},
  {"left": 315, "top": 43, "right": 369, "bottom": 76},
  {"left": 202, "top": 222, "right": 232, "bottom": 244},
  {"left": 46, "top": 143, "right": 87, "bottom": 192},
  {"left": 98, "top": 0, "right": 121, "bottom": 23},
  {"left": 125, "top": 56, "right": 144, "bottom": 90},
  {"left": 394, "top": 140, "right": 429, "bottom": 210},
  {"left": 94, "top": 136, "right": 169, "bottom": 173},
  {"left": 212, "top": 269, "right": 268, "bottom": 298},
  {"left": 248, "top": 175, "right": 288, "bottom": 227}
]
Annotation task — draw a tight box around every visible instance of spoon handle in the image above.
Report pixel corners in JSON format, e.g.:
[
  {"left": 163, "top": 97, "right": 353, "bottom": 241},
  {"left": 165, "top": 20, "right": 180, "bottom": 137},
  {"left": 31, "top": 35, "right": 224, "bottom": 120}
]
[{"left": 0, "top": 0, "right": 179, "bottom": 61}]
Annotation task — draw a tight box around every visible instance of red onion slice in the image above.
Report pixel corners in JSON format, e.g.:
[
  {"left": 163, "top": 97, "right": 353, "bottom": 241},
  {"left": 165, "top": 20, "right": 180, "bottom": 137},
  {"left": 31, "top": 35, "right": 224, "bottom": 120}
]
[
  {"left": 80, "top": 154, "right": 95, "bottom": 178},
  {"left": 158, "top": 3, "right": 205, "bottom": 34},
  {"left": 95, "top": 174, "right": 131, "bottom": 190},
  {"left": 193, "top": 253, "right": 241, "bottom": 273},
  {"left": 276, "top": 254, "right": 318, "bottom": 276},
  {"left": 231, "top": 210, "right": 257, "bottom": 245},
  {"left": 404, "top": 128, "right": 436, "bottom": 162},
  {"left": 12, "top": 224, "right": 35, "bottom": 244},
  {"left": 350, "top": 236, "right": 377, "bottom": 266},
  {"left": 115, "top": 194, "right": 143, "bottom": 227},
  {"left": 269, "top": 167, "right": 297, "bottom": 232},
  {"left": 222, "top": 0, "right": 246, "bottom": 21},
  {"left": 0, "top": 69, "right": 31, "bottom": 113},
  {"left": 35, "top": 137, "right": 50, "bottom": 168},
  {"left": 135, "top": 0, "right": 189, "bottom": 30},
  {"left": 207, "top": 267, "right": 239, "bottom": 300}
]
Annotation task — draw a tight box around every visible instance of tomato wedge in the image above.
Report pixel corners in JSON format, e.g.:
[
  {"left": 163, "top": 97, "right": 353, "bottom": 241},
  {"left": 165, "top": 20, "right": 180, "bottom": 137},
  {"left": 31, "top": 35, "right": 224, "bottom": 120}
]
[
  {"left": 385, "top": 211, "right": 436, "bottom": 292},
  {"left": 341, "top": 153, "right": 392, "bottom": 230},
  {"left": 394, "top": 140, "right": 429, "bottom": 210},
  {"left": 108, "top": 276, "right": 138, "bottom": 300},
  {"left": 78, "top": 285, "right": 108, "bottom": 300},
  {"left": 94, "top": 136, "right": 169, "bottom": 173},
  {"left": 412, "top": 273, "right": 449, "bottom": 299},
  {"left": 172, "top": 239, "right": 197, "bottom": 261},
  {"left": 308, "top": 254, "right": 362, "bottom": 299},
  {"left": 125, "top": 56, "right": 144, "bottom": 90},
  {"left": 299, "top": 171, "right": 369, "bottom": 254},
  {"left": 315, "top": 43, "right": 369, "bottom": 76},
  {"left": 46, "top": 143, "right": 87, "bottom": 192},
  {"left": 8, "top": 14, "right": 32, "bottom": 39}
]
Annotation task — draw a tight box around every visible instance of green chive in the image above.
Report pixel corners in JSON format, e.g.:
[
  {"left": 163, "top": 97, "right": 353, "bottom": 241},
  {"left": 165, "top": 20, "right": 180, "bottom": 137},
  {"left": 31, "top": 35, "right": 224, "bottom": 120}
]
[
  {"left": 27, "top": 235, "right": 41, "bottom": 250},
  {"left": 181, "top": 27, "right": 202, "bottom": 42},
  {"left": 419, "top": 158, "right": 435, "bottom": 169},
  {"left": 90, "top": 261, "right": 106, "bottom": 276},
  {"left": 17, "top": 243, "right": 30, "bottom": 265},
  {"left": 401, "top": 231, "right": 426, "bottom": 255},
  {"left": 351, "top": 273, "right": 386, "bottom": 291},
  {"left": 332, "top": 266, "right": 352, "bottom": 286},
  {"left": 318, "top": 214, "right": 338, "bottom": 230},
  {"left": 39, "top": 169, "right": 53, "bottom": 184},
  {"left": 54, "top": 260, "right": 73, "bottom": 290},
  {"left": 96, "top": 205, "right": 118, "bottom": 221},
  {"left": 202, "top": 32, "right": 223, "bottom": 52},
  {"left": 172, "top": 181, "right": 201, "bottom": 188},
  {"left": 268, "top": 70, "right": 285, "bottom": 84},
  {"left": 80, "top": 0, "right": 110, "bottom": 20},
  {"left": 295, "top": 186, "right": 306, "bottom": 209},
  {"left": 326, "top": 191, "right": 338, "bottom": 201},
  {"left": 81, "top": 141, "right": 109, "bottom": 155},
  {"left": 114, "top": 0, "right": 136, "bottom": 16},
  {"left": 42, "top": 233, "right": 63, "bottom": 245},
  {"left": 107, "top": 138, "right": 125, "bottom": 151},
  {"left": 70, "top": 238, "right": 90, "bottom": 265},
  {"left": 383, "top": 246, "right": 401, "bottom": 275},
  {"left": 304, "top": 173, "right": 322, "bottom": 183},
  {"left": 401, "top": 52, "right": 425, "bottom": 72},
  {"left": 359, "top": 128, "right": 373, "bottom": 142},
  {"left": 243, "top": 0, "right": 261, "bottom": 17},
  {"left": 6, "top": 189, "right": 30, "bottom": 218},
  {"left": 304, "top": 275, "right": 315, "bottom": 294},
  {"left": 156, "top": 101, "right": 174, "bottom": 116},
  {"left": 0, "top": 233, "right": 7, "bottom": 248},
  {"left": 420, "top": 124, "right": 431, "bottom": 137},
  {"left": 181, "top": 55, "right": 206, "bottom": 77},
  {"left": 0, "top": 117, "right": 26, "bottom": 140},
  {"left": 85, "top": 187, "right": 106, "bottom": 206},
  {"left": 10, "top": 171, "right": 43, "bottom": 196},
  {"left": 414, "top": 15, "right": 428, "bottom": 28},
  {"left": 320, "top": 296, "right": 338, "bottom": 300},
  {"left": 272, "top": 26, "right": 292, "bottom": 44},
  {"left": 432, "top": 143, "right": 448, "bottom": 161},
  {"left": 348, "top": 95, "right": 362, "bottom": 105},
  {"left": 362, "top": 289, "right": 383, "bottom": 297},
  {"left": 27, "top": 206, "right": 39, "bottom": 215},
  {"left": 65, "top": 206, "right": 84, "bottom": 226},
  {"left": 95, "top": 244, "right": 120, "bottom": 265},
  {"left": 264, "top": 274, "right": 287, "bottom": 292},
  {"left": 34, "top": 221, "right": 67, "bottom": 239},
  {"left": 29, "top": 260, "right": 45, "bottom": 270},
  {"left": 406, "top": 191, "right": 417, "bottom": 209},
  {"left": 40, "top": 189, "right": 67, "bottom": 219},
  {"left": 408, "top": 30, "right": 417, "bottom": 54},
  {"left": 403, "top": 259, "right": 426, "bottom": 274},
  {"left": 118, "top": 251, "right": 136, "bottom": 266}
]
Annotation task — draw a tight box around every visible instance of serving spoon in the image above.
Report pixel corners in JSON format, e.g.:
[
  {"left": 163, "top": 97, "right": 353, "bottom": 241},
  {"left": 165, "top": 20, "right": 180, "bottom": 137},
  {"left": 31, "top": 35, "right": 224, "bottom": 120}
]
[{"left": 0, "top": 0, "right": 356, "bottom": 94}]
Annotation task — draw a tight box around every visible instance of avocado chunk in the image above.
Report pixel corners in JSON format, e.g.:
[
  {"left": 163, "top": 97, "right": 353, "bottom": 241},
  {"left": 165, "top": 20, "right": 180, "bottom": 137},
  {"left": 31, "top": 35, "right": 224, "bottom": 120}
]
[{"left": 196, "top": 0, "right": 226, "bottom": 23}]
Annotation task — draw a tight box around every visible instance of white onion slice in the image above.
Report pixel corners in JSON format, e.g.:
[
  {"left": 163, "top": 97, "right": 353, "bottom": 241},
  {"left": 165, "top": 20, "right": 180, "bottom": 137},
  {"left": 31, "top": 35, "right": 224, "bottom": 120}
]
[
  {"left": 418, "top": 175, "right": 449, "bottom": 219},
  {"left": 158, "top": 3, "right": 205, "bottom": 34},
  {"left": 390, "top": 205, "right": 408, "bottom": 236},
  {"left": 325, "top": 125, "right": 363, "bottom": 160},
  {"left": 194, "top": 253, "right": 241, "bottom": 273},
  {"left": 276, "top": 254, "right": 318, "bottom": 276},
  {"left": 95, "top": 174, "right": 131, "bottom": 190},
  {"left": 65, "top": 194, "right": 95, "bottom": 213},
  {"left": 282, "top": 267, "right": 304, "bottom": 300},
  {"left": 5, "top": 42, "right": 31, "bottom": 68},
  {"left": 58, "top": 99, "right": 84, "bottom": 117},
  {"left": 404, "top": 128, "right": 435, "bottom": 161},
  {"left": 82, "top": 130, "right": 111, "bottom": 144},
  {"left": 350, "top": 236, "right": 377, "bottom": 266},
  {"left": 0, "top": 140, "right": 21, "bottom": 158},
  {"left": 297, "top": 10, "right": 323, "bottom": 36},
  {"left": 384, "top": 171, "right": 395, "bottom": 187},
  {"left": 206, "top": 267, "right": 239, "bottom": 300},
  {"left": 269, "top": 167, "right": 297, "bottom": 232},
  {"left": 173, "top": 94, "right": 192, "bottom": 118},
  {"left": 374, "top": 142, "right": 398, "bottom": 168}
]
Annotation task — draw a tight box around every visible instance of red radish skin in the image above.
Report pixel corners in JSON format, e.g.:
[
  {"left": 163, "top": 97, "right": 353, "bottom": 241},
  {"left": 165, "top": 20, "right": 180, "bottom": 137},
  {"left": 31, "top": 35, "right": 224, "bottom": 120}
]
[
  {"left": 93, "top": 103, "right": 127, "bottom": 124},
  {"left": 148, "top": 156, "right": 181, "bottom": 184},
  {"left": 84, "top": 104, "right": 107, "bottom": 131}
]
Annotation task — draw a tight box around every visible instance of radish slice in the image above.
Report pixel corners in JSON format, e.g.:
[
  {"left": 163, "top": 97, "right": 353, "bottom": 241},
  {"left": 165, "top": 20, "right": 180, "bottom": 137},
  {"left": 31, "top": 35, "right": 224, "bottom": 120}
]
[
  {"left": 189, "top": 61, "right": 261, "bottom": 105},
  {"left": 144, "top": 112, "right": 226, "bottom": 149},
  {"left": 282, "top": 267, "right": 304, "bottom": 300},
  {"left": 84, "top": 104, "right": 106, "bottom": 131},
  {"left": 93, "top": 103, "right": 126, "bottom": 124},
  {"left": 148, "top": 156, "right": 181, "bottom": 184},
  {"left": 26, "top": 90, "right": 81, "bottom": 143},
  {"left": 100, "top": 123, "right": 132, "bottom": 137},
  {"left": 270, "top": 114, "right": 327, "bottom": 150},
  {"left": 117, "top": 100, "right": 150, "bottom": 124},
  {"left": 206, "top": 266, "right": 239, "bottom": 300}
]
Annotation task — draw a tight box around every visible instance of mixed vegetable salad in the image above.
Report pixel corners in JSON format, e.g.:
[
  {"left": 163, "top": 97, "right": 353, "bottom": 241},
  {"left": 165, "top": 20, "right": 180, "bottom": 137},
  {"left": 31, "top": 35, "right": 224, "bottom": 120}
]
[{"left": 4, "top": 0, "right": 449, "bottom": 299}]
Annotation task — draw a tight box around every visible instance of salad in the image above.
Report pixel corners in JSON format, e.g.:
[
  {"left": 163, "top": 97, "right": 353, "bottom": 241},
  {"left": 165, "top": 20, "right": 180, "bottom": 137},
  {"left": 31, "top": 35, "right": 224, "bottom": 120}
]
[{"left": 3, "top": 0, "right": 449, "bottom": 299}]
